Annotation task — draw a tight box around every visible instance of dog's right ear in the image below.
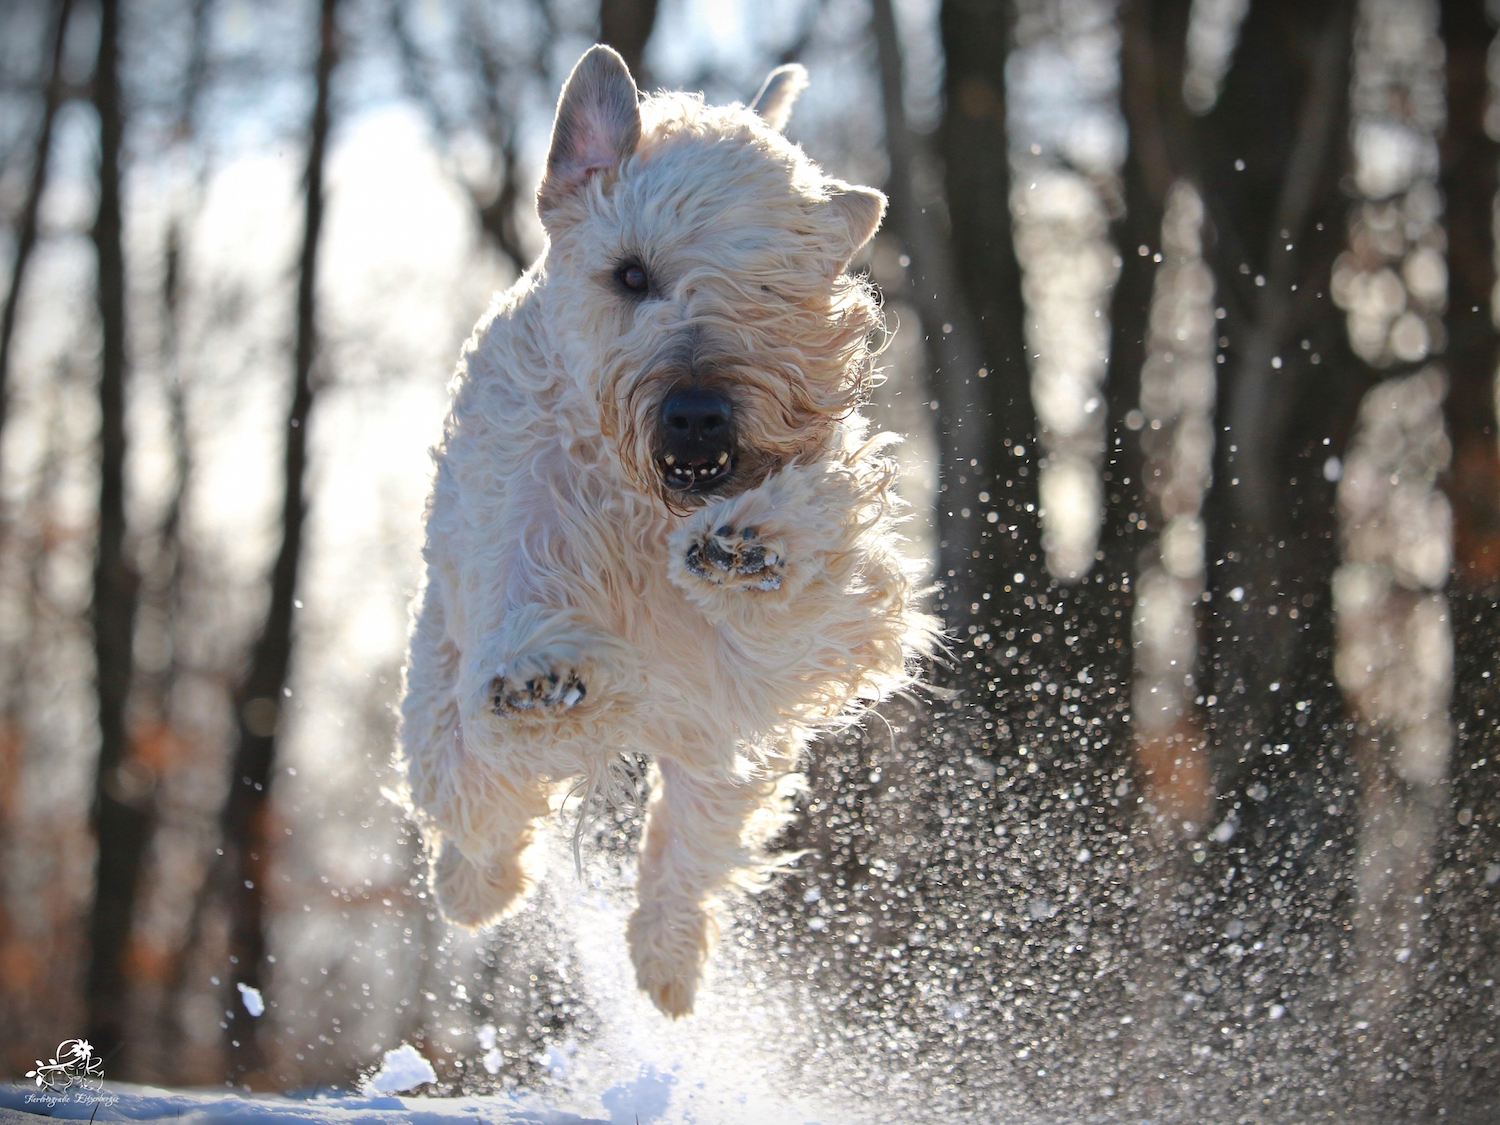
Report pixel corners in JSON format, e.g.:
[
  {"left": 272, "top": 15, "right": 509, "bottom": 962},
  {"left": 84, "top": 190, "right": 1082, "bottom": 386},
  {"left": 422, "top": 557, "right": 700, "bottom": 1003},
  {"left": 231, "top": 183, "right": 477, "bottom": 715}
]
[
  {"left": 821, "top": 180, "right": 887, "bottom": 266},
  {"left": 538, "top": 45, "right": 641, "bottom": 224}
]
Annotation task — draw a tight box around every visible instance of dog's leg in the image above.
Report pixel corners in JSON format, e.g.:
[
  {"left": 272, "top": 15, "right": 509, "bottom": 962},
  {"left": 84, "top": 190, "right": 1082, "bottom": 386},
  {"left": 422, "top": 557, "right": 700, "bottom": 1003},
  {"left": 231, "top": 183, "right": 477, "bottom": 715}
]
[
  {"left": 627, "top": 753, "right": 799, "bottom": 1017},
  {"left": 400, "top": 573, "right": 554, "bottom": 927},
  {"left": 426, "top": 760, "right": 552, "bottom": 928}
]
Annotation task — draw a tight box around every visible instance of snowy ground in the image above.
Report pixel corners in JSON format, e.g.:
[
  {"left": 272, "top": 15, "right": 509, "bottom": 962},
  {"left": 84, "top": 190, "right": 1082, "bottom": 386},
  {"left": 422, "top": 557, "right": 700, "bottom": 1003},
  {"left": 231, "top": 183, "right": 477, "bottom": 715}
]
[
  {"left": 0, "top": 1083, "right": 602, "bottom": 1124},
  {"left": 0, "top": 1062, "right": 830, "bottom": 1125}
]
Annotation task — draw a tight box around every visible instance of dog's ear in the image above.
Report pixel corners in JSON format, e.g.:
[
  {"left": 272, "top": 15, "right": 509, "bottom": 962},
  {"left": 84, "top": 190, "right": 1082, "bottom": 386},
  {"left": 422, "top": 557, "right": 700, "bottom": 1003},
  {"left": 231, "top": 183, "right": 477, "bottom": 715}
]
[
  {"left": 750, "top": 63, "right": 808, "bottom": 132},
  {"left": 538, "top": 45, "right": 641, "bottom": 222},
  {"left": 821, "top": 180, "right": 886, "bottom": 265}
]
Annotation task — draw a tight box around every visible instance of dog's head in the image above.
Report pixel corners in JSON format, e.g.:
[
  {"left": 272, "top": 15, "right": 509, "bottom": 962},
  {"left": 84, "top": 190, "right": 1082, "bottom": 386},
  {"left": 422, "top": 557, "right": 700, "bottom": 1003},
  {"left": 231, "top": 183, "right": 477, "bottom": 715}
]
[{"left": 536, "top": 46, "right": 886, "bottom": 512}]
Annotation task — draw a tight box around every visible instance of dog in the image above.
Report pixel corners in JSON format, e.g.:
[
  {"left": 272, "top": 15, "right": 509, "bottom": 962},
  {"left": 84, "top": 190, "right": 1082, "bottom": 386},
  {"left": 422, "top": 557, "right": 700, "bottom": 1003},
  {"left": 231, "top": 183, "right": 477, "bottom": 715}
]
[{"left": 395, "top": 44, "right": 935, "bottom": 1017}]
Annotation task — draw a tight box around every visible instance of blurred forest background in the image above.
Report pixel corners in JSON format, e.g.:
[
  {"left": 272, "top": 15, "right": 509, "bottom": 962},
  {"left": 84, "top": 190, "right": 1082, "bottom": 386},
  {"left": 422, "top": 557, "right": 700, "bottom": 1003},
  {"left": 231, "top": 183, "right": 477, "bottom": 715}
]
[{"left": 2, "top": 0, "right": 1500, "bottom": 1121}]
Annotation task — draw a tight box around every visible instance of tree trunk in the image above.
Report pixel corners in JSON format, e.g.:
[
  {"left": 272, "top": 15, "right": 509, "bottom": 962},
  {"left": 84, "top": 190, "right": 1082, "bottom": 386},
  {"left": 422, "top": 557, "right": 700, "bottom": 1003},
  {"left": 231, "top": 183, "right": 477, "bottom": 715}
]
[
  {"left": 220, "top": 0, "right": 338, "bottom": 1081},
  {"left": 0, "top": 0, "right": 76, "bottom": 454},
  {"left": 873, "top": 0, "right": 990, "bottom": 620},
  {"left": 1438, "top": 0, "right": 1500, "bottom": 590},
  {"left": 599, "top": 0, "right": 658, "bottom": 84},
  {"left": 1197, "top": 0, "right": 1362, "bottom": 786},
  {"left": 84, "top": 0, "right": 148, "bottom": 1068},
  {"left": 1433, "top": 7, "right": 1500, "bottom": 1090},
  {"left": 1101, "top": 0, "right": 1193, "bottom": 584},
  {"left": 1092, "top": 0, "right": 1196, "bottom": 739},
  {"left": 935, "top": 0, "right": 1032, "bottom": 612}
]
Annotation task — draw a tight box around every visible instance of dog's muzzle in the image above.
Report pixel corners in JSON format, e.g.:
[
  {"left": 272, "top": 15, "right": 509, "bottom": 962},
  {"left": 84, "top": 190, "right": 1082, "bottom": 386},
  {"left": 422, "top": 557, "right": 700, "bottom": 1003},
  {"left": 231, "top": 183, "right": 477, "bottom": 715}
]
[{"left": 657, "top": 385, "right": 736, "bottom": 492}]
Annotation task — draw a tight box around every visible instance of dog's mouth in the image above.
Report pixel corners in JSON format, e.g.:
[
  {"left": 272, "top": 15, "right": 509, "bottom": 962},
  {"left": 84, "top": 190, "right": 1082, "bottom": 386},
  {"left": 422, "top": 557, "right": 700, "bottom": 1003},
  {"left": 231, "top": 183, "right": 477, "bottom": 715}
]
[{"left": 659, "top": 450, "right": 735, "bottom": 492}]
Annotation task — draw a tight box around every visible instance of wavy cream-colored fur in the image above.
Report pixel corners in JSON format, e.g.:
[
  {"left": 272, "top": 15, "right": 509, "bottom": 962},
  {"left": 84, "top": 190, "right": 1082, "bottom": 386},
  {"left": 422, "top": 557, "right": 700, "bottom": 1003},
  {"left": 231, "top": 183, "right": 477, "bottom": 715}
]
[{"left": 395, "top": 47, "right": 935, "bottom": 1017}]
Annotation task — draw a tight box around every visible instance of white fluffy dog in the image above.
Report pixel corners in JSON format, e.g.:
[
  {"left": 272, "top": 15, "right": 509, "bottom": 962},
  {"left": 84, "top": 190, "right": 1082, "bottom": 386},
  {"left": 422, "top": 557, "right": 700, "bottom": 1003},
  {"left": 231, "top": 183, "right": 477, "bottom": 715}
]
[{"left": 396, "top": 45, "right": 934, "bottom": 1017}]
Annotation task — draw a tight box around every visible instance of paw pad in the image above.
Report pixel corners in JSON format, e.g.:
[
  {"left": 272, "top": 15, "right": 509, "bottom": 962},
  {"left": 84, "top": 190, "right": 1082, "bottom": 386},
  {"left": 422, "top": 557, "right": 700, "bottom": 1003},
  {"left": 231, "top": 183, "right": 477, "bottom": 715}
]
[
  {"left": 491, "top": 667, "right": 587, "bottom": 715},
  {"left": 685, "top": 524, "right": 783, "bottom": 591}
]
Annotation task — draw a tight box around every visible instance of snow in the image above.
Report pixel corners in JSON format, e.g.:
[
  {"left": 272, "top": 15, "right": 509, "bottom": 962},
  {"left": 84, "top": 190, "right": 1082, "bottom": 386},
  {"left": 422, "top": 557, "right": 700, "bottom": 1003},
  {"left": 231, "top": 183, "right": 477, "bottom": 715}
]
[
  {"left": 363, "top": 1044, "right": 437, "bottom": 1095},
  {"left": 599, "top": 1066, "right": 675, "bottom": 1125},
  {"left": 238, "top": 982, "right": 266, "bottom": 1017},
  {"left": 477, "top": 1025, "right": 503, "bottom": 1076},
  {"left": 0, "top": 1082, "right": 600, "bottom": 1124},
  {"left": 0, "top": 1066, "right": 811, "bottom": 1125},
  {"left": 1209, "top": 818, "right": 1237, "bottom": 843}
]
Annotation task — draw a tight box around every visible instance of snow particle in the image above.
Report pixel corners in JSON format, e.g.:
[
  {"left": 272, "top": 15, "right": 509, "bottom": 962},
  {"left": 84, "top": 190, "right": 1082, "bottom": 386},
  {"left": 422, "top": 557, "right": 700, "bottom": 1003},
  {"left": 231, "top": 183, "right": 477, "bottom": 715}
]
[{"left": 236, "top": 982, "right": 264, "bottom": 1017}]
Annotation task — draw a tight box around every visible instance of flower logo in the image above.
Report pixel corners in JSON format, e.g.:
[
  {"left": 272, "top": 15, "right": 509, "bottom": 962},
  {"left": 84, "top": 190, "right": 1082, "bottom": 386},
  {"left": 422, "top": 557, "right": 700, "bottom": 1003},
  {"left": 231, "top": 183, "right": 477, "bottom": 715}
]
[{"left": 25, "top": 1039, "right": 104, "bottom": 1092}]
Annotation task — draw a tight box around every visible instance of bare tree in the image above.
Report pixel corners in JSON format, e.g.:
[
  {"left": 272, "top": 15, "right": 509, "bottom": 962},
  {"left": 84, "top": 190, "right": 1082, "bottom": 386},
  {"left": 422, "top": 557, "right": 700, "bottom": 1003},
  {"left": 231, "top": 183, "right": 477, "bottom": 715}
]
[
  {"left": 599, "top": 0, "right": 658, "bottom": 84},
  {"left": 0, "top": 0, "right": 76, "bottom": 457},
  {"left": 1096, "top": 0, "right": 1367, "bottom": 792},
  {"left": 1101, "top": 0, "right": 1192, "bottom": 579},
  {"left": 1432, "top": 4, "right": 1500, "bottom": 1079},
  {"left": 0, "top": 359, "right": 73, "bottom": 1059},
  {"left": 934, "top": 0, "right": 1033, "bottom": 612},
  {"left": 1197, "top": 0, "right": 1361, "bottom": 786},
  {"left": 219, "top": 0, "right": 339, "bottom": 1080},
  {"left": 388, "top": 0, "right": 666, "bottom": 289},
  {"left": 390, "top": 0, "right": 576, "bottom": 278},
  {"left": 84, "top": 0, "right": 148, "bottom": 1066},
  {"left": 1438, "top": 0, "right": 1500, "bottom": 590},
  {"left": 870, "top": 0, "right": 989, "bottom": 618}
]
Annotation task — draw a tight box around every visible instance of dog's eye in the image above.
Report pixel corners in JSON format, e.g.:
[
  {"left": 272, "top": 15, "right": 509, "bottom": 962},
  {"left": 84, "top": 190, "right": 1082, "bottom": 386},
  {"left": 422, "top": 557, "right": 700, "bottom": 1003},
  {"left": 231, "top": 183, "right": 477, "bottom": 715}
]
[{"left": 618, "top": 262, "right": 649, "bottom": 293}]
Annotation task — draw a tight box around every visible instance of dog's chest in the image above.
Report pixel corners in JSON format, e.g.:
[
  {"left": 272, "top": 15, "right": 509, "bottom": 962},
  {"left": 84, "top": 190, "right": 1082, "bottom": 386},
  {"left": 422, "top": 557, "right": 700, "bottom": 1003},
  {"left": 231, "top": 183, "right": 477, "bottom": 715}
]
[{"left": 448, "top": 373, "right": 741, "bottom": 705}]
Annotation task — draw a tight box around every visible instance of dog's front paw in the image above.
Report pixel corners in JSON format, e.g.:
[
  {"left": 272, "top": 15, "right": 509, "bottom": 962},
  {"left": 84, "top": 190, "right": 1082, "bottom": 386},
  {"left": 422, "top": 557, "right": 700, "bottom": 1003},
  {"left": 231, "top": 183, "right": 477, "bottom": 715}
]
[
  {"left": 489, "top": 662, "right": 587, "bottom": 716},
  {"left": 627, "top": 899, "right": 716, "bottom": 1018},
  {"left": 682, "top": 524, "right": 787, "bottom": 592},
  {"left": 459, "top": 607, "right": 634, "bottom": 729}
]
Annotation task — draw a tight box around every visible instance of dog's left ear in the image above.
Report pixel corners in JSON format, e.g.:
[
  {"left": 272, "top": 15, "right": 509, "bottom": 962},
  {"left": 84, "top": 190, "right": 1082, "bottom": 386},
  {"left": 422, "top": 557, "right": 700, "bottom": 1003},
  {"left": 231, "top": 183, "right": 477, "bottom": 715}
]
[
  {"left": 538, "top": 45, "right": 642, "bottom": 223},
  {"left": 821, "top": 180, "right": 887, "bottom": 266},
  {"left": 750, "top": 63, "right": 808, "bottom": 132}
]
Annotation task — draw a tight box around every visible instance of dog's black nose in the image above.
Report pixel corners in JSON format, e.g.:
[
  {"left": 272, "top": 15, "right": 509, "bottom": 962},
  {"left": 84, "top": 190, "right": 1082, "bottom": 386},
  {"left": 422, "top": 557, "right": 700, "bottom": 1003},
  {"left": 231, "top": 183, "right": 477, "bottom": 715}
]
[
  {"left": 659, "top": 386, "right": 735, "bottom": 491},
  {"left": 661, "top": 386, "right": 732, "bottom": 442}
]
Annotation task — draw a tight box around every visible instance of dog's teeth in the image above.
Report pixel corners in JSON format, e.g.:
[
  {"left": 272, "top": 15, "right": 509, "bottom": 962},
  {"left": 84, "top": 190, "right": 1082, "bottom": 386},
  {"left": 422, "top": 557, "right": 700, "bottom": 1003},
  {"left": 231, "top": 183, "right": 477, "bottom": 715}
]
[
  {"left": 664, "top": 455, "right": 675, "bottom": 465},
  {"left": 717, "top": 452, "right": 729, "bottom": 465}
]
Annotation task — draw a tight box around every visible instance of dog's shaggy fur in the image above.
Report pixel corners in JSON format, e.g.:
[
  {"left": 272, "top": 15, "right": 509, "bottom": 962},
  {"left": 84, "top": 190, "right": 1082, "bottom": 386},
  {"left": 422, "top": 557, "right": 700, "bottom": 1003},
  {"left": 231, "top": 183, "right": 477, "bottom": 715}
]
[{"left": 395, "top": 45, "right": 935, "bottom": 1017}]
